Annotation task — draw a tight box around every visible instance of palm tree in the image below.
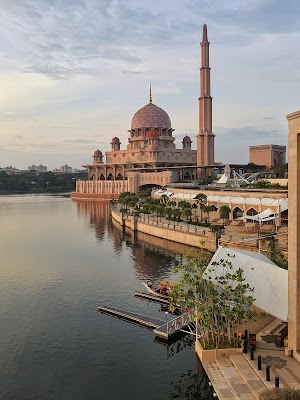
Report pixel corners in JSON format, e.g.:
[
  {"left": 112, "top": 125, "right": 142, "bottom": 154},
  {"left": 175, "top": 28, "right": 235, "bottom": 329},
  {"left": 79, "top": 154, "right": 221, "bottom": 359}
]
[
  {"left": 203, "top": 205, "right": 213, "bottom": 223},
  {"left": 219, "top": 205, "right": 231, "bottom": 225},
  {"left": 195, "top": 193, "right": 207, "bottom": 222},
  {"left": 183, "top": 207, "right": 192, "bottom": 222},
  {"left": 173, "top": 208, "right": 181, "bottom": 223}
]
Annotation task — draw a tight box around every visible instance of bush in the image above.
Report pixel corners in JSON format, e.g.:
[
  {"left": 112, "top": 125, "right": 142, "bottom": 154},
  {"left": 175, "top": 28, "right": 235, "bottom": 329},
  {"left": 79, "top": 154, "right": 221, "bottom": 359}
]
[
  {"left": 188, "top": 221, "right": 210, "bottom": 227},
  {"left": 260, "top": 388, "right": 300, "bottom": 400},
  {"left": 209, "top": 224, "right": 224, "bottom": 232}
]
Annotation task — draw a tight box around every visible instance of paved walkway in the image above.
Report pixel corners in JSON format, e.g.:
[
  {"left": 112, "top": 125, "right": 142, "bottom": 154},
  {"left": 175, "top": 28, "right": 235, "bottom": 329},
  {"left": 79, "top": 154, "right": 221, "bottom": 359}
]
[{"left": 202, "top": 317, "right": 300, "bottom": 399}]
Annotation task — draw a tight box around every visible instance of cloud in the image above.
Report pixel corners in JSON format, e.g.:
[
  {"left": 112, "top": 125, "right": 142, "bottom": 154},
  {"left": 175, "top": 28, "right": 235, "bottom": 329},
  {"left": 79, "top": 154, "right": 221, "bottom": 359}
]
[{"left": 3, "top": 111, "right": 16, "bottom": 115}]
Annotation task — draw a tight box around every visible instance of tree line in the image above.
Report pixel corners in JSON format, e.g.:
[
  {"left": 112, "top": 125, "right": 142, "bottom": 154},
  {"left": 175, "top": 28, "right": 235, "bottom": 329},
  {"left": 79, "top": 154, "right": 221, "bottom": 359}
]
[{"left": 0, "top": 171, "right": 87, "bottom": 193}]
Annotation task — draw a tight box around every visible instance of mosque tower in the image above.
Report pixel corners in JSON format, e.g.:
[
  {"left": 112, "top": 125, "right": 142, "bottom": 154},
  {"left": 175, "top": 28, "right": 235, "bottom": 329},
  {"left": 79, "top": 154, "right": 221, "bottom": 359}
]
[{"left": 197, "top": 24, "right": 215, "bottom": 173}]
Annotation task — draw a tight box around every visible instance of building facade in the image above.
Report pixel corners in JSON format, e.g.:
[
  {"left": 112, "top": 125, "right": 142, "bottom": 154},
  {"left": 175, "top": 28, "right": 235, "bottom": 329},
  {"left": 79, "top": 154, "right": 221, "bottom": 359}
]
[
  {"left": 249, "top": 144, "right": 286, "bottom": 168},
  {"left": 286, "top": 109, "right": 300, "bottom": 362},
  {"left": 72, "top": 25, "right": 215, "bottom": 200}
]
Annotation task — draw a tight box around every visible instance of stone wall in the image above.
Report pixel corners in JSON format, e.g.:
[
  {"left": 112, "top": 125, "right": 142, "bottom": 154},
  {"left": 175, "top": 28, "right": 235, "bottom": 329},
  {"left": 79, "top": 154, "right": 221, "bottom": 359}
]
[{"left": 111, "top": 208, "right": 218, "bottom": 252}]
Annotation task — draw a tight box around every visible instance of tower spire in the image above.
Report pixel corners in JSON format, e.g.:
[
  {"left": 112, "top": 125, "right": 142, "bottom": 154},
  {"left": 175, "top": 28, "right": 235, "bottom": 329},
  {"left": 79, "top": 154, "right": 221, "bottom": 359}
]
[
  {"left": 149, "top": 83, "right": 152, "bottom": 103},
  {"left": 197, "top": 24, "right": 215, "bottom": 173},
  {"left": 202, "top": 23, "right": 208, "bottom": 42}
]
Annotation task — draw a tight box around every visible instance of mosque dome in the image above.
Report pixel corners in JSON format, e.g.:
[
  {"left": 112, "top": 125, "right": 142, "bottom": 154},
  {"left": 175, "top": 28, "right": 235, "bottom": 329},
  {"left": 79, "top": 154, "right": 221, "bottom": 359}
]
[
  {"left": 131, "top": 102, "right": 171, "bottom": 130},
  {"left": 93, "top": 149, "right": 102, "bottom": 156},
  {"left": 182, "top": 135, "right": 192, "bottom": 142},
  {"left": 111, "top": 136, "right": 120, "bottom": 144}
]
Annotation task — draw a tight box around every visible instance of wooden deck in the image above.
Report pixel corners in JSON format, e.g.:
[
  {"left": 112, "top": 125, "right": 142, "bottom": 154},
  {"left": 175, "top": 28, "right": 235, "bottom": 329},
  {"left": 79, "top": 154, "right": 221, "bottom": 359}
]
[
  {"left": 98, "top": 305, "right": 164, "bottom": 329},
  {"left": 98, "top": 305, "right": 193, "bottom": 340},
  {"left": 134, "top": 291, "right": 170, "bottom": 305}
]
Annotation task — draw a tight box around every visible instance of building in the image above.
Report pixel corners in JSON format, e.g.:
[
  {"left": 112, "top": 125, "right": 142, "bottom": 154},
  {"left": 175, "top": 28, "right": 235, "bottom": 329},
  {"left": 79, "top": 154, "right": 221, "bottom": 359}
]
[
  {"left": 71, "top": 24, "right": 214, "bottom": 200},
  {"left": 28, "top": 164, "right": 48, "bottom": 173},
  {"left": 60, "top": 165, "right": 73, "bottom": 173},
  {"left": 286, "top": 109, "right": 300, "bottom": 362},
  {"left": 249, "top": 144, "right": 286, "bottom": 168}
]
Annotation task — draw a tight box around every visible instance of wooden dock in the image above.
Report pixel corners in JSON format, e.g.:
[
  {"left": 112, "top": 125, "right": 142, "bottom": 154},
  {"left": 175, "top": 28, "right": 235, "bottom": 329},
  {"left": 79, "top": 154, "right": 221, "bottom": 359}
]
[
  {"left": 98, "top": 305, "right": 164, "bottom": 329},
  {"left": 98, "top": 305, "right": 194, "bottom": 340},
  {"left": 134, "top": 291, "right": 169, "bottom": 305}
]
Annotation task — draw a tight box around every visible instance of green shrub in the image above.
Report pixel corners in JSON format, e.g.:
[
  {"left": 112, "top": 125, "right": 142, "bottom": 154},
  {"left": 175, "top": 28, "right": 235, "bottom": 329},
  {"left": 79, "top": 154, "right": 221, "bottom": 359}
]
[
  {"left": 209, "top": 224, "right": 224, "bottom": 232},
  {"left": 260, "top": 388, "right": 300, "bottom": 400}
]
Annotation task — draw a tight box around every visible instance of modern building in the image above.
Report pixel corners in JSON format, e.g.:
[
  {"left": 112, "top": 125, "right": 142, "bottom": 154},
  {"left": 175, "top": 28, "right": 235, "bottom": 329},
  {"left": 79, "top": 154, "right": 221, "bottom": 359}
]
[
  {"left": 28, "top": 164, "right": 48, "bottom": 173},
  {"left": 249, "top": 144, "right": 286, "bottom": 168},
  {"left": 71, "top": 24, "right": 215, "bottom": 200},
  {"left": 60, "top": 165, "right": 73, "bottom": 173}
]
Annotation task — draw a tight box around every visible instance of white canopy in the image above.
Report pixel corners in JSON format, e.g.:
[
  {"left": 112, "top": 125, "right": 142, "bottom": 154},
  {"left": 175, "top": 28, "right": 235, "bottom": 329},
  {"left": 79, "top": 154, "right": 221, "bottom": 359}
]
[
  {"left": 237, "top": 208, "right": 276, "bottom": 222},
  {"left": 204, "top": 247, "right": 288, "bottom": 321}
]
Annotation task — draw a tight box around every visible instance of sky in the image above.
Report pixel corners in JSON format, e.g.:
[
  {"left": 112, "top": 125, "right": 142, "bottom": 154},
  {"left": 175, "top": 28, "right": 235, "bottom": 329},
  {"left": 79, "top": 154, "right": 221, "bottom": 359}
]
[{"left": 0, "top": 0, "right": 299, "bottom": 169}]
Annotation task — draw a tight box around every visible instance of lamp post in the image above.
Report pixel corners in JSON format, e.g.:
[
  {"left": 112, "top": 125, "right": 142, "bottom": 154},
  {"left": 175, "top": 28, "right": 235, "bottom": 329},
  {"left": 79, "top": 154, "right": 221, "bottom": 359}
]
[{"left": 165, "top": 311, "right": 168, "bottom": 334}]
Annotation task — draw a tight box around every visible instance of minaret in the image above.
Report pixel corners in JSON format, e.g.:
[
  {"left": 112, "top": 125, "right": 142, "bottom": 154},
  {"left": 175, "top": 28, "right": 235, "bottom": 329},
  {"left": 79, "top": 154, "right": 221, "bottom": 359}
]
[
  {"left": 197, "top": 24, "right": 215, "bottom": 172},
  {"left": 149, "top": 83, "right": 152, "bottom": 103}
]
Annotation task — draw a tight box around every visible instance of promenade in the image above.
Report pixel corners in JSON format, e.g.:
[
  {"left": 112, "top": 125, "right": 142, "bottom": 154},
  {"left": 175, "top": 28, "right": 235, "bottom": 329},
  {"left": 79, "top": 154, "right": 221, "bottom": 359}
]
[{"left": 203, "top": 316, "right": 300, "bottom": 399}]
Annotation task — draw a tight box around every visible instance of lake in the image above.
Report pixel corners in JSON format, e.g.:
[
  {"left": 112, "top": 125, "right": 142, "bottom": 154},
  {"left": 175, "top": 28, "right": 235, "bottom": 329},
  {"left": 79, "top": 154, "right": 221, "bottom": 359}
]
[{"left": 0, "top": 194, "right": 212, "bottom": 400}]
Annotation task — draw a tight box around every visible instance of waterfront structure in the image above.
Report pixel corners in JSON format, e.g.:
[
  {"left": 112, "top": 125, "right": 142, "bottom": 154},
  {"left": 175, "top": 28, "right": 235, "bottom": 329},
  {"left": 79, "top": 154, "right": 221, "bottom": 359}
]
[
  {"left": 249, "top": 144, "right": 286, "bottom": 168},
  {"left": 286, "top": 109, "right": 300, "bottom": 362},
  {"left": 72, "top": 24, "right": 214, "bottom": 200},
  {"left": 153, "top": 187, "right": 288, "bottom": 227}
]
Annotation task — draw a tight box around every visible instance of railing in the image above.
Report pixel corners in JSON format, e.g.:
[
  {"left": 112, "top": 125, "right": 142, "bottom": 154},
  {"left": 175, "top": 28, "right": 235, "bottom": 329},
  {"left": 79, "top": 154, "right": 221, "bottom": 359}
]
[{"left": 164, "top": 312, "right": 193, "bottom": 335}]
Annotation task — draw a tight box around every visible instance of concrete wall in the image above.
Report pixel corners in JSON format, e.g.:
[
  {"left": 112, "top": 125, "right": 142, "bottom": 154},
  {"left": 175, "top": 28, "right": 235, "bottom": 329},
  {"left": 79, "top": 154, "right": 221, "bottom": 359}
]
[
  {"left": 195, "top": 340, "right": 242, "bottom": 363},
  {"left": 287, "top": 109, "right": 300, "bottom": 361},
  {"left": 111, "top": 208, "right": 218, "bottom": 252}
]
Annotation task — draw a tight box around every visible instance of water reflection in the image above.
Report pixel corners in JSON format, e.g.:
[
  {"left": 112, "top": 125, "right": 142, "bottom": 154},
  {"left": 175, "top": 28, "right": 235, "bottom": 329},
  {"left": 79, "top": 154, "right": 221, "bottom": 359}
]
[
  {"left": 73, "top": 200, "right": 200, "bottom": 282},
  {"left": 168, "top": 365, "right": 214, "bottom": 399}
]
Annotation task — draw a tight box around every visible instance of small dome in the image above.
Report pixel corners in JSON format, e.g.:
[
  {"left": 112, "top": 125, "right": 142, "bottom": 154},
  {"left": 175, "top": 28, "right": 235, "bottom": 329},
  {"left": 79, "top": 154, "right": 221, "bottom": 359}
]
[
  {"left": 131, "top": 103, "right": 171, "bottom": 130},
  {"left": 182, "top": 135, "right": 191, "bottom": 142},
  {"left": 111, "top": 136, "right": 120, "bottom": 143},
  {"left": 93, "top": 149, "right": 102, "bottom": 156}
]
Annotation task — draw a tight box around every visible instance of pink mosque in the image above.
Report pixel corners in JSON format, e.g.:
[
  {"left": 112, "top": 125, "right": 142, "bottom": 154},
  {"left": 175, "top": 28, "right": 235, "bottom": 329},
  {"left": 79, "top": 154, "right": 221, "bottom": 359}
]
[{"left": 71, "top": 24, "right": 215, "bottom": 200}]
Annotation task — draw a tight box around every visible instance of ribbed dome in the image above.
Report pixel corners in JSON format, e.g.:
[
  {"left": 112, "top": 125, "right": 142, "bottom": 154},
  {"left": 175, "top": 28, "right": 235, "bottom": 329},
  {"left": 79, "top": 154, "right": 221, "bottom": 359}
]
[
  {"left": 93, "top": 149, "right": 102, "bottom": 156},
  {"left": 182, "top": 135, "right": 191, "bottom": 142},
  {"left": 131, "top": 103, "right": 171, "bottom": 130},
  {"left": 111, "top": 136, "right": 120, "bottom": 143}
]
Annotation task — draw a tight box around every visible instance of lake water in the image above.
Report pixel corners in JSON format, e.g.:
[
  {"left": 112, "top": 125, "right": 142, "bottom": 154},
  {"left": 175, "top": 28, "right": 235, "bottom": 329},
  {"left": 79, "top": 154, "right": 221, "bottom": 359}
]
[{"left": 0, "top": 195, "right": 212, "bottom": 400}]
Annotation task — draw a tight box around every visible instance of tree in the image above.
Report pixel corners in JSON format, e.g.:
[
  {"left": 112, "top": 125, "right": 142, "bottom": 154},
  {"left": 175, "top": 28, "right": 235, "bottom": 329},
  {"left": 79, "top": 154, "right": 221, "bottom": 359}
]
[
  {"left": 219, "top": 205, "right": 231, "bottom": 224},
  {"left": 183, "top": 207, "right": 192, "bottom": 222},
  {"left": 169, "top": 251, "right": 255, "bottom": 349},
  {"left": 173, "top": 208, "right": 182, "bottom": 223},
  {"left": 260, "top": 388, "right": 300, "bottom": 400},
  {"left": 194, "top": 193, "right": 207, "bottom": 222},
  {"left": 203, "top": 205, "right": 213, "bottom": 223}
]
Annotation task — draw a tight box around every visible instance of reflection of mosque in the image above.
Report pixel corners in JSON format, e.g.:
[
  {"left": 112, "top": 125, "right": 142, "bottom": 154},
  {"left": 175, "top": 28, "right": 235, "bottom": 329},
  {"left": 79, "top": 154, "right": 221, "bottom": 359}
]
[{"left": 73, "top": 200, "right": 198, "bottom": 281}]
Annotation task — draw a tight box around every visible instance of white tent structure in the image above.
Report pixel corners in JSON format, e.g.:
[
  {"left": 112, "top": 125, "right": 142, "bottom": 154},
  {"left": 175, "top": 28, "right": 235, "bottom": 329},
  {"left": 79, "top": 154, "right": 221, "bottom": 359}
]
[
  {"left": 237, "top": 208, "right": 277, "bottom": 223},
  {"left": 204, "top": 247, "right": 288, "bottom": 321}
]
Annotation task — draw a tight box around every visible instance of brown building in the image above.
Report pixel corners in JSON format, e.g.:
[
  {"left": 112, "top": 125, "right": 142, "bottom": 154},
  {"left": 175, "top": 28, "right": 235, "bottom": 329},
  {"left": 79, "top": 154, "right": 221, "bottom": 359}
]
[
  {"left": 286, "top": 109, "right": 300, "bottom": 362},
  {"left": 249, "top": 144, "right": 286, "bottom": 168}
]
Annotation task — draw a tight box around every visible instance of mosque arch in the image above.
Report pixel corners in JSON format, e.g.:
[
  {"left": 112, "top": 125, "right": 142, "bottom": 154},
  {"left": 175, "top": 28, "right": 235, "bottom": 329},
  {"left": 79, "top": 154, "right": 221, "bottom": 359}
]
[
  {"left": 246, "top": 207, "right": 258, "bottom": 216},
  {"left": 232, "top": 206, "right": 243, "bottom": 219}
]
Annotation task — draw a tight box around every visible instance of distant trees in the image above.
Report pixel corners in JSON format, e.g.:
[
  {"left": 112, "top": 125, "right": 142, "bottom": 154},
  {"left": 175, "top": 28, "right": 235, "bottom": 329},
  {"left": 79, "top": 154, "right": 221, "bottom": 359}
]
[{"left": 0, "top": 171, "right": 87, "bottom": 192}]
